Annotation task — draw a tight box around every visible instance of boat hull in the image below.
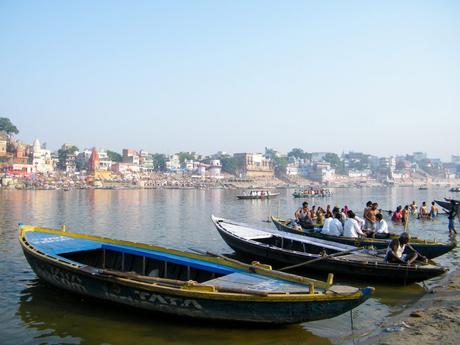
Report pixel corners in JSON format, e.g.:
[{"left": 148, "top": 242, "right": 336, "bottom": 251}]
[
  {"left": 215, "top": 223, "right": 446, "bottom": 284},
  {"left": 237, "top": 193, "right": 279, "bottom": 200},
  {"left": 435, "top": 200, "right": 459, "bottom": 211},
  {"left": 271, "top": 217, "right": 455, "bottom": 259},
  {"left": 19, "top": 225, "right": 374, "bottom": 325},
  {"left": 23, "top": 249, "right": 372, "bottom": 324}
]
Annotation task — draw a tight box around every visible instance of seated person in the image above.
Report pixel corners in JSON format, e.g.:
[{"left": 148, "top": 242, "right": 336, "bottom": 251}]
[
  {"left": 354, "top": 215, "right": 366, "bottom": 230},
  {"left": 343, "top": 211, "right": 366, "bottom": 238},
  {"left": 320, "top": 213, "right": 333, "bottom": 234},
  {"left": 327, "top": 213, "right": 343, "bottom": 237},
  {"left": 373, "top": 213, "right": 390, "bottom": 238},
  {"left": 385, "top": 233, "right": 427, "bottom": 264}
]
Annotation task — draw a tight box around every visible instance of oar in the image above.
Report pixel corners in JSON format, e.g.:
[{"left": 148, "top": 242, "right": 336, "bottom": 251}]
[
  {"left": 189, "top": 248, "right": 259, "bottom": 268},
  {"left": 279, "top": 247, "right": 363, "bottom": 272},
  {"left": 380, "top": 209, "right": 393, "bottom": 215}
]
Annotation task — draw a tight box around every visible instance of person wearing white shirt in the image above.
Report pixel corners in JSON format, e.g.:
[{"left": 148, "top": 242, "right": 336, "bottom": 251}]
[
  {"left": 374, "top": 213, "right": 390, "bottom": 238},
  {"left": 321, "top": 215, "right": 333, "bottom": 235},
  {"left": 328, "top": 214, "right": 343, "bottom": 237},
  {"left": 343, "top": 211, "right": 366, "bottom": 238},
  {"left": 354, "top": 215, "right": 365, "bottom": 230}
]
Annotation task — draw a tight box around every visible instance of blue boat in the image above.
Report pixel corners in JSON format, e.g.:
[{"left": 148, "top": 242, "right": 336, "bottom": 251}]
[{"left": 19, "top": 224, "right": 374, "bottom": 325}]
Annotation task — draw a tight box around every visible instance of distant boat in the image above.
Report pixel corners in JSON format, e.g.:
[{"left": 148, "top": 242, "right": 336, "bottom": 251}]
[
  {"left": 449, "top": 187, "right": 460, "bottom": 192},
  {"left": 418, "top": 186, "right": 428, "bottom": 190},
  {"left": 292, "top": 189, "right": 332, "bottom": 198},
  {"left": 236, "top": 191, "right": 280, "bottom": 200},
  {"left": 19, "top": 224, "right": 372, "bottom": 325}
]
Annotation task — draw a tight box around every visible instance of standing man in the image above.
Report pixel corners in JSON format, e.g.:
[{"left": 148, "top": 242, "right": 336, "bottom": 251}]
[{"left": 448, "top": 200, "right": 457, "bottom": 235}]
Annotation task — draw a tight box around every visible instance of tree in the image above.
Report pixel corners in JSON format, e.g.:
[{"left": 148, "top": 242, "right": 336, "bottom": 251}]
[
  {"left": 271, "top": 156, "right": 288, "bottom": 177},
  {"left": 152, "top": 153, "right": 166, "bottom": 171},
  {"left": 107, "top": 150, "right": 122, "bottom": 162},
  {"left": 0, "top": 117, "right": 19, "bottom": 136},
  {"left": 324, "top": 153, "right": 346, "bottom": 174},
  {"left": 287, "top": 148, "right": 305, "bottom": 159},
  {"left": 177, "top": 152, "right": 195, "bottom": 164},
  {"left": 220, "top": 155, "right": 237, "bottom": 174}
]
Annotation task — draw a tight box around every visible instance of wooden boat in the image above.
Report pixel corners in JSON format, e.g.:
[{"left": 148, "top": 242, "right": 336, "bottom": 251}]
[
  {"left": 292, "top": 191, "right": 332, "bottom": 198},
  {"left": 212, "top": 216, "right": 447, "bottom": 284},
  {"left": 18, "top": 224, "right": 374, "bottom": 325},
  {"left": 435, "top": 199, "right": 459, "bottom": 211},
  {"left": 236, "top": 191, "right": 280, "bottom": 200},
  {"left": 271, "top": 216, "right": 455, "bottom": 259}
]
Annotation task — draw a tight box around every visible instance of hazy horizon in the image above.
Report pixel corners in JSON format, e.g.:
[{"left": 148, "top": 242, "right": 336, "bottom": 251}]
[{"left": 1, "top": 1, "right": 459, "bottom": 160}]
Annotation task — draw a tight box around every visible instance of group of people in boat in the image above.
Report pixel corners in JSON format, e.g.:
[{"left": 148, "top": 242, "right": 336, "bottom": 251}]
[
  {"left": 248, "top": 190, "right": 270, "bottom": 196},
  {"left": 293, "top": 201, "right": 389, "bottom": 239},
  {"left": 295, "top": 188, "right": 331, "bottom": 197},
  {"left": 292, "top": 201, "right": 430, "bottom": 264}
]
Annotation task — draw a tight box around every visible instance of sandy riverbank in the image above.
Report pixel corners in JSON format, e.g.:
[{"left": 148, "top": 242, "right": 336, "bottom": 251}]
[{"left": 365, "top": 268, "right": 460, "bottom": 345}]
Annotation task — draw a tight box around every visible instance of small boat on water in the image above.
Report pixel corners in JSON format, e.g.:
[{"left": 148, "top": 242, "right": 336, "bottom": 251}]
[
  {"left": 449, "top": 187, "right": 460, "bottom": 192},
  {"left": 236, "top": 191, "right": 280, "bottom": 200},
  {"left": 292, "top": 189, "right": 332, "bottom": 198},
  {"left": 19, "top": 224, "right": 373, "bottom": 325},
  {"left": 271, "top": 217, "right": 455, "bottom": 259},
  {"left": 212, "top": 216, "right": 447, "bottom": 284}
]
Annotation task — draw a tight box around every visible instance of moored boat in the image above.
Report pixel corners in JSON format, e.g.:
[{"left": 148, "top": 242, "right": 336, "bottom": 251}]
[
  {"left": 19, "top": 224, "right": 373, "bottom": 325},
  {"left": 435, "top": 199, "right": 460, "bottom": 211},
  {"left": 271, "top": 216, "right": 455, "bottom": 259},
  {"left": 212, "top": 216, "right": 448, "bottom": 284}
]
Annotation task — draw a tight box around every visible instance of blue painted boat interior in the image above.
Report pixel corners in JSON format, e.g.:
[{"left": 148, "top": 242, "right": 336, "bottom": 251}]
[
  {"left": 24, "top": 230, "right": 310, "bottom": 291},
  {"left": 24, "top": 231, "right": 236, "bottom": 274}
]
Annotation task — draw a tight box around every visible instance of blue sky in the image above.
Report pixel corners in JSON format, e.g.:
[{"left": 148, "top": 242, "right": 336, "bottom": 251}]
[{"left": 0, "top": 1, "right": 459, "bottom": 159}]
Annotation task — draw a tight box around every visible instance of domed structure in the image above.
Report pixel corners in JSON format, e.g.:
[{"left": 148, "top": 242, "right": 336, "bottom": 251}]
[{"left": 32, "top": 138, "right": 41, "bottom": 153}]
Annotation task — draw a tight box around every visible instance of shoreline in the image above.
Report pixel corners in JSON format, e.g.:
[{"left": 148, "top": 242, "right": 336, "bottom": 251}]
[{"left": 363, "top": 268, "right": 460, "bottom": 345}]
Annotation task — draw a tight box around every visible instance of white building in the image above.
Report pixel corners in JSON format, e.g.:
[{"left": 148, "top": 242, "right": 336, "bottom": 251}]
[
  {"left": 31, "top": 139, "right": 54, "bottom": 173},
  {"left": 208, "top": 160, "right": 222, "bottom": 178},
  {"left": 166, "top": 154, "right": 181, "bottom": 172}
]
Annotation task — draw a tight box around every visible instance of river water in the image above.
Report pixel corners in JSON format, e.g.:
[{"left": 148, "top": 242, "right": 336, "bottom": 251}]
[{"left": 0, "top": 187, "right": 458, "bottom": 345}]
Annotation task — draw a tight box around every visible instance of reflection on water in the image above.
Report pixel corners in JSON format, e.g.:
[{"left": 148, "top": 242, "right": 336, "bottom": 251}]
[
  {"left": 1, "top": 187, "right": 459, "bottom": 344},
  {"left": 18, "top": 279, "right": 328, "bottom": 345}
]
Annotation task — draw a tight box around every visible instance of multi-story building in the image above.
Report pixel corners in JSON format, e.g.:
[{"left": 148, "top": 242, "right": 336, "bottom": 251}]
[
  {"left": 139, "top": 150, "right": 154, "bottom": 172},
  {"left": 166, "top": 154, "right": 181, "bottom": 172},
  {"left": 233, "top": 153, "right": 274, "bottom": 177},
  {"left": 309, "top": 162, "right": 335, "bottom": 182},
  {"left": 122, "top": 149, "right": 140, "bottom": 165},
  {"left": 0, "top": 132, "right": 7, "bottom": 157}
]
